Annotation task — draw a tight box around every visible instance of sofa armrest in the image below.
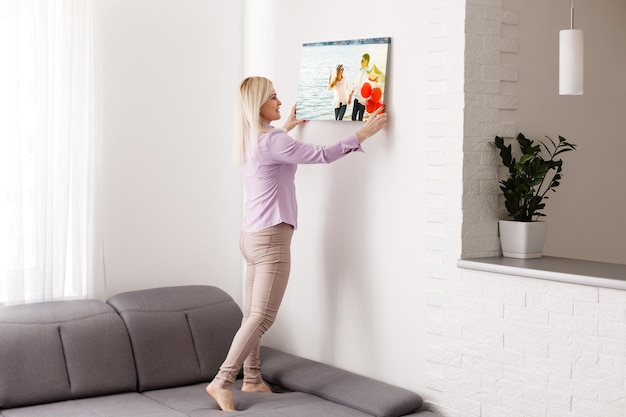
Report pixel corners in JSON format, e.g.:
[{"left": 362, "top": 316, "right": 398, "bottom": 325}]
[{"left": 260, "top": 346, "right": 423, "bottom": 417}]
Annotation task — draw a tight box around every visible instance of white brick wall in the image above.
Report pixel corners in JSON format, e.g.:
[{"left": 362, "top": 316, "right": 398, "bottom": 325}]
[
  {"left": 424, "top": 1, "right": 626, "bottom": 416},
  {"left": 426, "top": 270, "right": 626, "bottom": 417},
  {"left": 462, "top": 0, "right": 517, "bottom": 259},
  {"left": 425, "top": 0, "right": 465, "bottom": 285}
]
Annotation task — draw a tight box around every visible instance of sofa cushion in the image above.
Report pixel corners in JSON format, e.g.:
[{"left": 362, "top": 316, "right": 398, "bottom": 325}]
[
  {"left": 107, "top": 285, "right": 242, "bottom": 391},
  {"left": 0, "top": 323, "right": 70, "bottom": 408},
  {"left": 0, "top": 393, "right": 187, "bottom": 417},
  {"left": 0, "top": 300, "right": 137, "bottom": 409},
  {"left": 142, "top": 382, "right": 380, "bottom": 416}
]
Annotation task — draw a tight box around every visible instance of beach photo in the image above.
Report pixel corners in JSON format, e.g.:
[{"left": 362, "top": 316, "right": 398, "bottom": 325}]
[{"left": 296, "top": 37, "right": 391, "bottom": 121}]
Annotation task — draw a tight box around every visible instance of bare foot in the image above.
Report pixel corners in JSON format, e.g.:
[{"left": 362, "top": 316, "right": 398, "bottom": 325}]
[
  {"left": 242, "top": 381, "right": 273, "bottom": 393},
  {"left": 206, "top": 381, "right": 235, "bottom": 411}
]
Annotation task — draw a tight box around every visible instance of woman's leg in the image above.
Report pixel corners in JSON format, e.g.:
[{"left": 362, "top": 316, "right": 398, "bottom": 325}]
[
  {"left": 357, "top": 101, "right": 365, "bottom": 121},
  {"left": 207, "top": 223, "right": 293, "bottom": 410},
  {"left": 351, "top": 99, "right": 360, "bottom": 120},
  {"left": 337, "top": 104, "right": 347, "bottom": 120},
  {"left": 241, "top": 254, "right": 272, "bottom": 393}
]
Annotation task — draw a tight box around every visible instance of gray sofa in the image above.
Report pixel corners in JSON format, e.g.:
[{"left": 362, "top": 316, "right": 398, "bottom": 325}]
[{"left": 0, "top": 285, "right": 436, "bottom": 417}]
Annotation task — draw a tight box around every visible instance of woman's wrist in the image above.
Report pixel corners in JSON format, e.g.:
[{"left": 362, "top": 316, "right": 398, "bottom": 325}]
[{"left": 355, "top": 128, "right": 368, "bottom": 143}]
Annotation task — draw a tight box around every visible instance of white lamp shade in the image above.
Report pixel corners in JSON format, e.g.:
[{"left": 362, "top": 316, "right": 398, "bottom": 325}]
[{"left": 559, "top": 29, "right": 584, "bottom": 95}]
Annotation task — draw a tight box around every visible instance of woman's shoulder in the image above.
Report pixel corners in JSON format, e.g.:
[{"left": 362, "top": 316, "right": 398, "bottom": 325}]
[
  {"left": 259, "top": 128, "right": 296, "bottom": 151},
  {"left": 260, "top": 128, "right": 289, "bottom": 140}
]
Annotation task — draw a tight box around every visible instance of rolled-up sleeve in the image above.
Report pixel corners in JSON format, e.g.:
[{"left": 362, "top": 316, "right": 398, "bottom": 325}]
[{"left": 263, "top": 131, "right": 363, "bottom": 164}]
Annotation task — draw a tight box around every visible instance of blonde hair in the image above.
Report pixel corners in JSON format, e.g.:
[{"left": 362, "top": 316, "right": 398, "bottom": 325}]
[{"left": 233, "top": 76, "right": 275, "bottom": 164}]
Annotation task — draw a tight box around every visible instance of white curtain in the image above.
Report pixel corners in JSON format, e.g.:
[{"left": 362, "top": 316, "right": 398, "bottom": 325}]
[{"left": 0, "top": 0, "right": 104, "bottom": 305}]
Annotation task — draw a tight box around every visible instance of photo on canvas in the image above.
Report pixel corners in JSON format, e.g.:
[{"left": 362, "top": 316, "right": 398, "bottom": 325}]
[{"left": 296, "top": 37, "right": 391, "bottom": 121}]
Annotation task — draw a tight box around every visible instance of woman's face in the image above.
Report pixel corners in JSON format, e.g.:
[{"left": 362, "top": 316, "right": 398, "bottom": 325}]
[{"left": 260, "top": 88, "right": 282, "bottom": 124}]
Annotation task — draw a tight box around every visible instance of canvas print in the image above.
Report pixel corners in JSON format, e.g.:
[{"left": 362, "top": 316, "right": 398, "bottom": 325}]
[{"left": 296, "top": 37, "right": 390, "bottom": 121}]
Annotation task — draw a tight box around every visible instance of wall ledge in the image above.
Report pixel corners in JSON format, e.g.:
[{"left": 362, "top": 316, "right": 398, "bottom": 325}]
[{"left": 457, "top": 256, "right": 626, "bottom": 290}]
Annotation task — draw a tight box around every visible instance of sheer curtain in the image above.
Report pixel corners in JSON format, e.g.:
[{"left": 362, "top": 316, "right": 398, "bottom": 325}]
[{"left": 0, "top": 0, "right": 104, "bottom": 305}]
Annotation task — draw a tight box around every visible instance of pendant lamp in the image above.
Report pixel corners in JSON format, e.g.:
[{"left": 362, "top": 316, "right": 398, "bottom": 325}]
[{"left": 559, "top": 0, "right": 584, "bottom": 95}]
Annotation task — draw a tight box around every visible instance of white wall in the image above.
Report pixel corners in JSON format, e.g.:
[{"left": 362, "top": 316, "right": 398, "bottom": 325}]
[
  {"left": 95, "top": 0, "right": 245, "bottom": 299},
  {"left": 241, "top": 0, "right": 431, "bottom": 392},
  {"left": 96, "top": 0, "right": 433, "bottom": 394}
]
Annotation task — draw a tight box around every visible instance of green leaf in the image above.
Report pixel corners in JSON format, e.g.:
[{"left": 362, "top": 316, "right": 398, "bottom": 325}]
[{"left": 495, "top": 132, "right": 577, "bottom": 221}]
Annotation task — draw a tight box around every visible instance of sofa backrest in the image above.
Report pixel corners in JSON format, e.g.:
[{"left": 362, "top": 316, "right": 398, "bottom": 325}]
[
  {"left": 0, "top": 300, "right": 137, "bottom": 409},
  {"left": 107, "top": 285, "right": 242, "bottom": 391}
]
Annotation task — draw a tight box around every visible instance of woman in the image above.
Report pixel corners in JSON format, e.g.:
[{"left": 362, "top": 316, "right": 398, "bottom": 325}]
[
  {"left": 206, "top": 76, "right": 387, "bottom": 411},
  {"left": 328, "top": 64, "right": 351, "bottom": 120}
]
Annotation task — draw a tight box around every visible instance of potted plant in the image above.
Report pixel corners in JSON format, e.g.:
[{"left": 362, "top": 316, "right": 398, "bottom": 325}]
[{"left": 494, "top": 133, "right": 577, "bottom": 258}]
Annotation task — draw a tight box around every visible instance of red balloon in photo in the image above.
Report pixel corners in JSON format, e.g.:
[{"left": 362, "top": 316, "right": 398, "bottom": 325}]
[
  {"left": 366, "top": 99, "right": 382, "bottom": 113},
  {"left": 361, "top": 82, "right": 372, "bottom": 98},
  {"left": 371, "top": 87, "right": 382, "bottom": 102}
]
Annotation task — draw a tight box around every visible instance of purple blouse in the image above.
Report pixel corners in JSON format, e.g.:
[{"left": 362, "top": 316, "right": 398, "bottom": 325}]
[{"left": 241, "top": 128, "right": 362, "bottom": 232}]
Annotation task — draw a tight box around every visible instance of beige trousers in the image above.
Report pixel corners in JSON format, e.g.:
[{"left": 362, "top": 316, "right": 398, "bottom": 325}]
[{"left": 213, "top": 223, "right": 293, "bottom": 390}]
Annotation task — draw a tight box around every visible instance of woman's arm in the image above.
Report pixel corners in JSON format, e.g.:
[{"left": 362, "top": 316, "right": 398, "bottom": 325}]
[{"left": 328, "top": 70, "right": 337, "bottom": 89}]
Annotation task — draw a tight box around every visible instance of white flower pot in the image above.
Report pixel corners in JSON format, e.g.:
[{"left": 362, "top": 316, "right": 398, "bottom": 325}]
[{"left": 498, "top": 220, "right": 547, "bottom": 259}]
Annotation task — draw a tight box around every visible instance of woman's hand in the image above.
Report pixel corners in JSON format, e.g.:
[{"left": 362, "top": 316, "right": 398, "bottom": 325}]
[
  {"left": 355, "top": 106, "right": 388, "bottom": 143},
  {"left": 282, "top": 104, "right": 306, "bottom": 132}
]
